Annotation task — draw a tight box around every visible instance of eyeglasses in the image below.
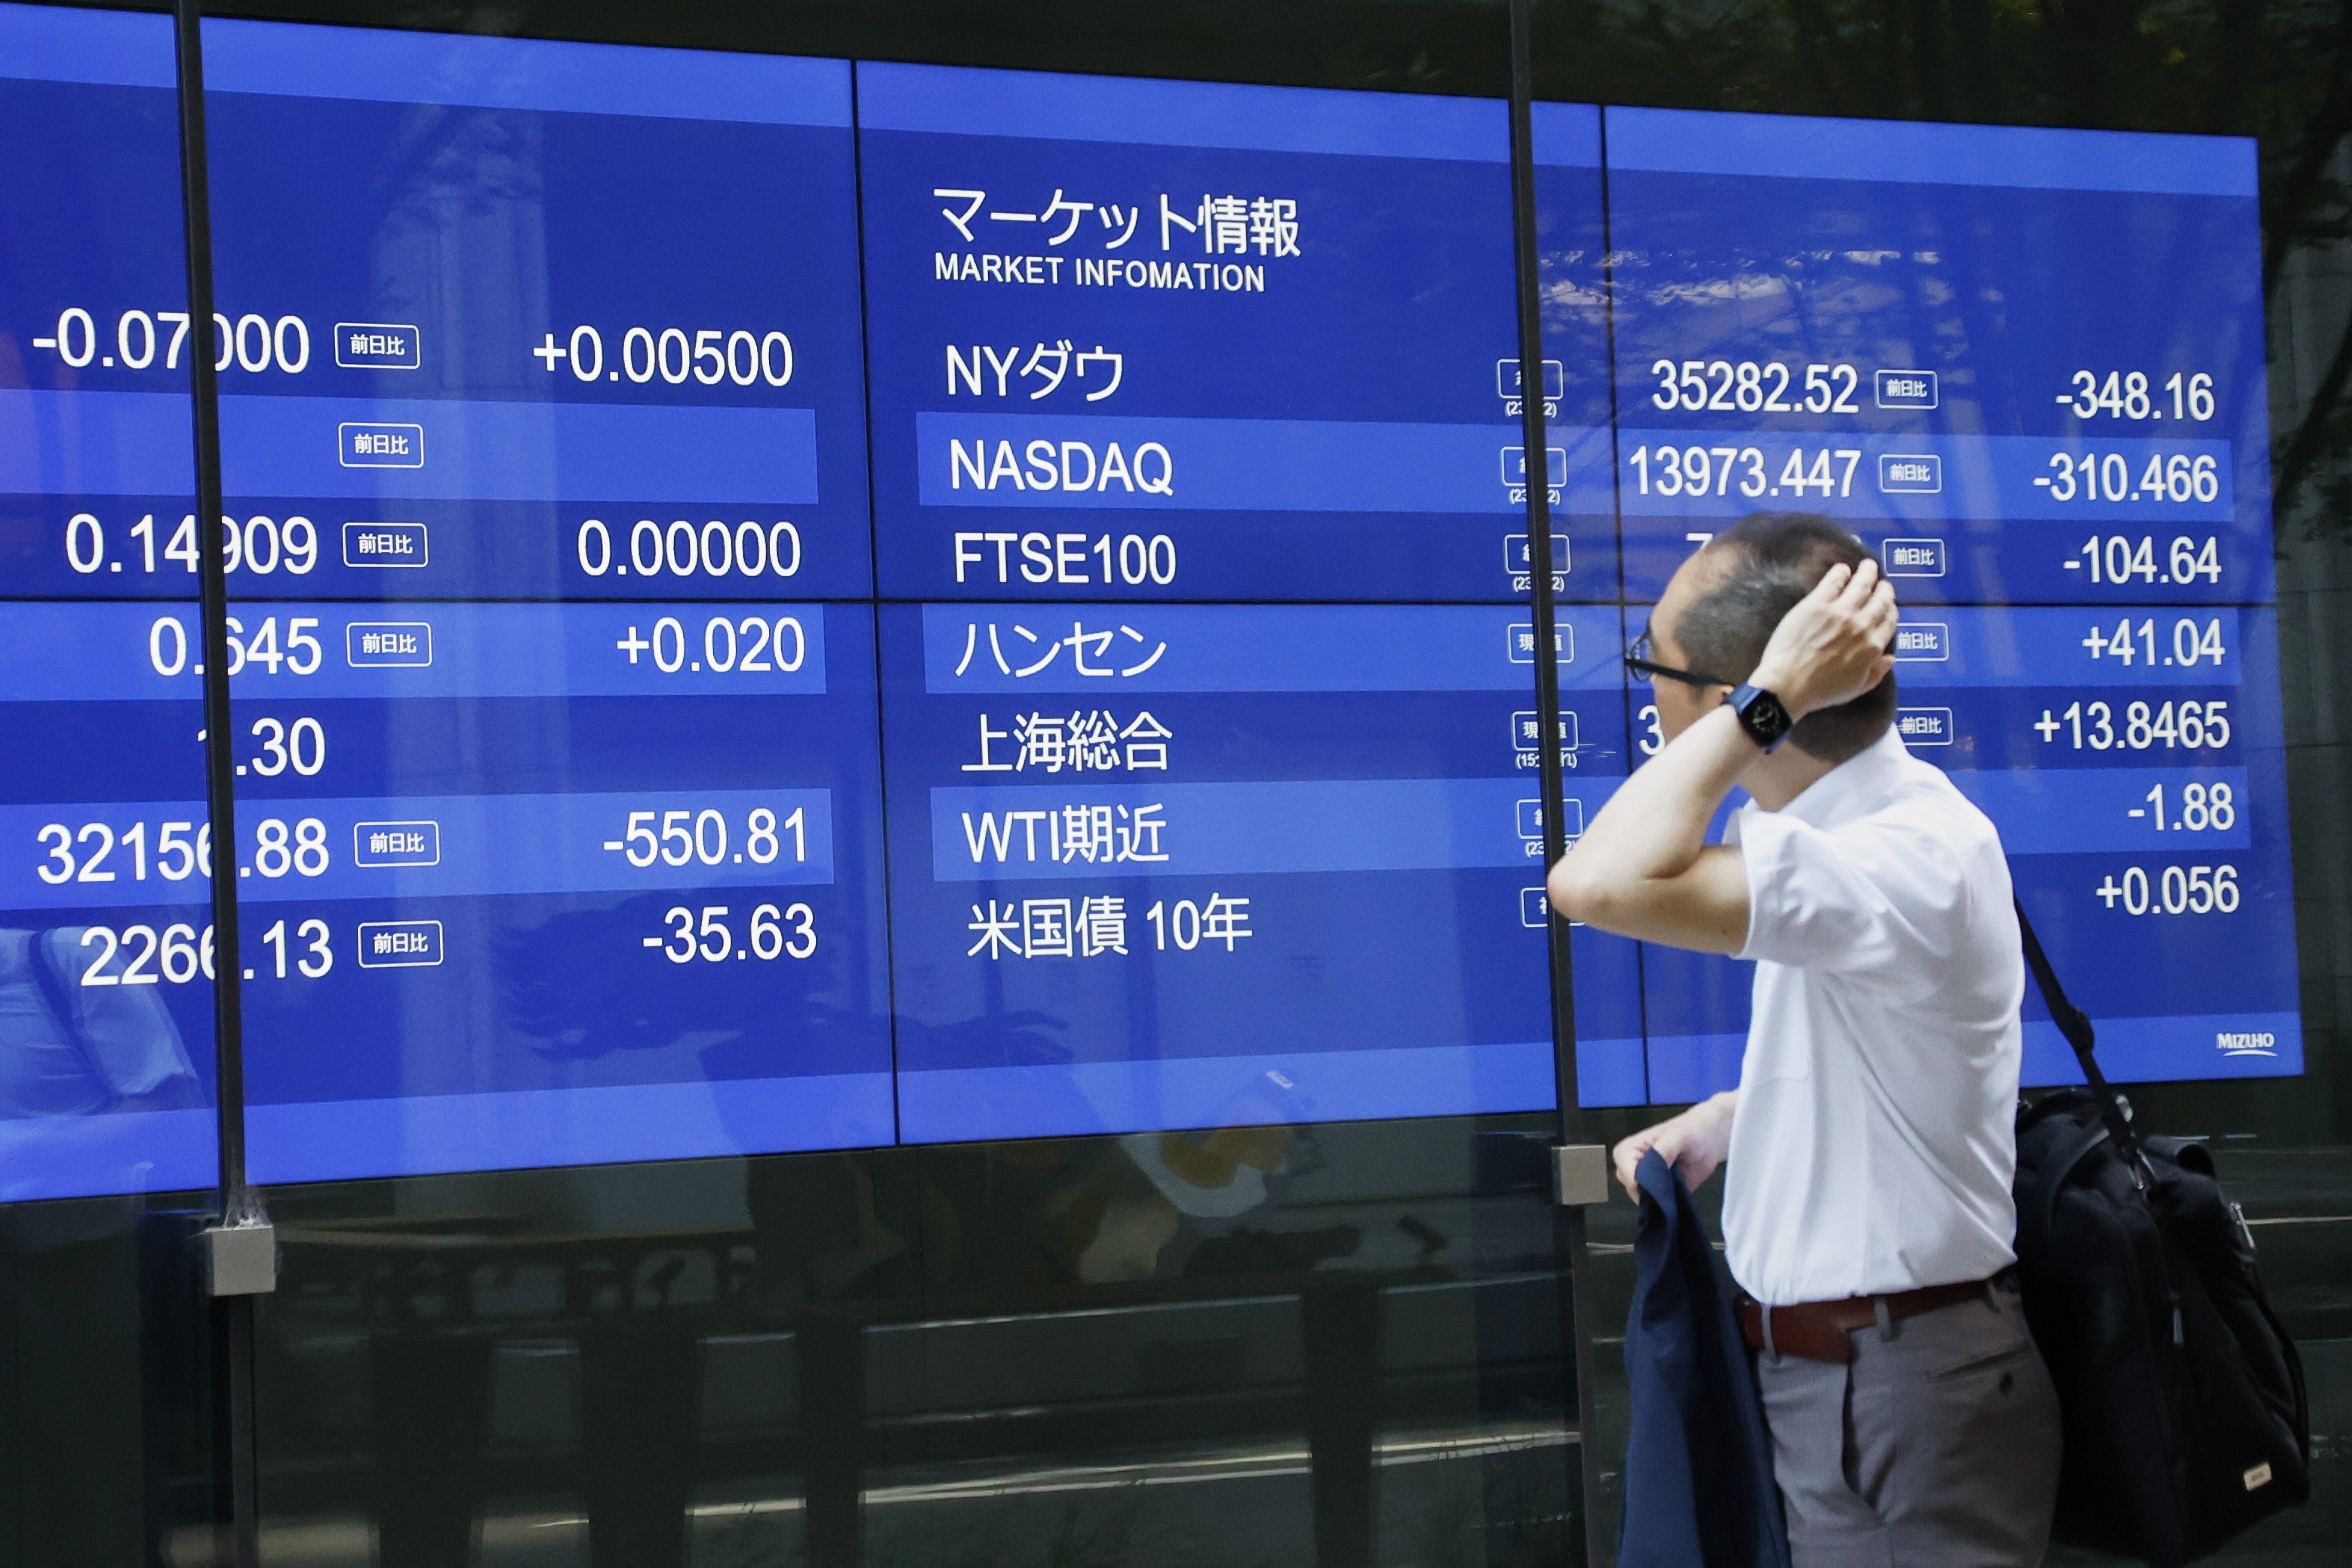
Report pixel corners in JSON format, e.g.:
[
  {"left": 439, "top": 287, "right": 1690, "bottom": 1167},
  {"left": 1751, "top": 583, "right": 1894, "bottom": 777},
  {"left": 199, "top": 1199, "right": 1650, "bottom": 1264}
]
[{"left": 1624, "top": 627, "right": 1732, "bottom": 689}]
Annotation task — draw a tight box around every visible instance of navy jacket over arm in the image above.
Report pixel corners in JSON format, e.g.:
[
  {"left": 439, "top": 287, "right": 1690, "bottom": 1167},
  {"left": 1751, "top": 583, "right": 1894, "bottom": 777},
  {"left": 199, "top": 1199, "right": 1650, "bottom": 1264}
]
[{"left": 1619, "top": 1149, "right": 1791, "bottom": 1568}]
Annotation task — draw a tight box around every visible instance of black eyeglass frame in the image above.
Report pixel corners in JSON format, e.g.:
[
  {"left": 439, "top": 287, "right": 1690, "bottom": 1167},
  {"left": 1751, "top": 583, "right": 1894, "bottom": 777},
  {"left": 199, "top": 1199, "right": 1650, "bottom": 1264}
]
[{"left": 1623, "top": 627, "right": 1734, "bottom": 690}]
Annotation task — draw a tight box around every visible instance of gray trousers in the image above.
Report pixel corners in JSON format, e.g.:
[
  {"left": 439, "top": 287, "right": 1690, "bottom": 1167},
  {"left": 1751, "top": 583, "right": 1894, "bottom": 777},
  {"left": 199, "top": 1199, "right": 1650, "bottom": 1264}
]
[{"left": 1754, "top": 1281, "right": 2063, "bottom": 1568}]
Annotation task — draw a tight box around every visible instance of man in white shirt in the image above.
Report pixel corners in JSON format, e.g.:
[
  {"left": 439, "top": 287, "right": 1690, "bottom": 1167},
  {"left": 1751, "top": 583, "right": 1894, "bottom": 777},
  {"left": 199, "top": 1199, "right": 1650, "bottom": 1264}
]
[{"left": 1549, "top": 513, "right": 2061, "bottom": 1566}]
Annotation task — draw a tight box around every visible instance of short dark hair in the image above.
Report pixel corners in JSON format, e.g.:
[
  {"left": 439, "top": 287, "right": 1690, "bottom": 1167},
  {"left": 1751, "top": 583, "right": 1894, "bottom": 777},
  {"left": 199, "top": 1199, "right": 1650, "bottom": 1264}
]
[{"left": 1671, "top": 513, "right": 1897, "bottom": 764}]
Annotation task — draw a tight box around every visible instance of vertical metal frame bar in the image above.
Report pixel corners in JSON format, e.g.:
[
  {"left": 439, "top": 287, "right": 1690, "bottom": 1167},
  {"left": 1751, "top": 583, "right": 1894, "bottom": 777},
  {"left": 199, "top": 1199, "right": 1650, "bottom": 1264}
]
[
  {"left": 169, "top": 0, "right": 247, "bottom": 1208},
  {"left": 168, "top": 2, "right": 261, "bottom": 1561},
  {"left": 1503, "top": 2, "right": 1608, "bottom": 1562}
]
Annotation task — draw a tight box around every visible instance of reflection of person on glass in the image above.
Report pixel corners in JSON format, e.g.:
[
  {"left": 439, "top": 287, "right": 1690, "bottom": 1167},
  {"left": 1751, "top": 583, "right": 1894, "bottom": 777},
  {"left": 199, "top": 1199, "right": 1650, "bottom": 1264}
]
[
  {"left": 0, "top": 926, "right": 200, "bottom": 1125},
  {"left": 1549, "top": 515, "right": 2060, "bottom": 1565}
]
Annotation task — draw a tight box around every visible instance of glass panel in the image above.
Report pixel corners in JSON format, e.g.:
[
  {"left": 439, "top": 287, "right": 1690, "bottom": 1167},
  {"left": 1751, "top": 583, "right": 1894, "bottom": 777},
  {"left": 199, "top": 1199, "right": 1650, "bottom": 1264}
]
[
  {"left": 857, "top": 58, "right": 1603, "bottom": 1139},
  {"left": 0, "top": 4, "right": 223, "bottom": 1562},
  {"left": 1580, "top": 106, "right": 2292, "bottom": 1098},
  {"left": 1523, "top": 7, "right": 2350, "bottom": 1560},
  {"left": 0, "top": 0, "right": 218, "bottom": 1205},
  {"left": 198, "top": 20, "right": 892, "bottom": 1183},
  {"left": 254, "top": 1116, "right": 1576, "bottom": 1566},
  {"left": 212, "top": 24, "right": 1595, "bottom": 1568}
]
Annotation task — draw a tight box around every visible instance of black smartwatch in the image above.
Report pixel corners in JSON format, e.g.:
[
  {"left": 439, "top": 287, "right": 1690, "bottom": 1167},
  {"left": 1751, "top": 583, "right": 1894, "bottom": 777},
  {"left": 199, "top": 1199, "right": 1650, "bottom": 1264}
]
[{"left": 1725, "top": 684, "right": 1793, "bottom": 751}]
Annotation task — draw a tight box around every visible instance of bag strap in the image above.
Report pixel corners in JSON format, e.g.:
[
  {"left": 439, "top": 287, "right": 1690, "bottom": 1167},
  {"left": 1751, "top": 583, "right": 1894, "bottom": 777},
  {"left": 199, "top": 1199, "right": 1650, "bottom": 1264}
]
[{"left": 2014, "top": 897, "right": 2141, "bottom": 1165}]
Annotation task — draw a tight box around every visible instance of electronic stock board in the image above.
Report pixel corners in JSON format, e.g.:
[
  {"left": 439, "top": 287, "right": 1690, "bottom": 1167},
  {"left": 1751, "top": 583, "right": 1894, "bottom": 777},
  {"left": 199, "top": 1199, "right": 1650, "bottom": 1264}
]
[
  {"left": 859, "top": 65, "right": 1635, "bottom": 1138},
  {"left": 1545, "top": 106, "right": 2301, "bottom": 1098},
  {"left": 0, "top": 3, "right": 2300, "bottom": 1198}
]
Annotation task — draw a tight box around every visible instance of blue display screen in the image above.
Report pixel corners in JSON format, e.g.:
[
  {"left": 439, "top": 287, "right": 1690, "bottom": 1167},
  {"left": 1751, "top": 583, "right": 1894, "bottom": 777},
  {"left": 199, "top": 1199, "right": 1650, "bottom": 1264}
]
[
  {"left": 0, "top": 5, "right": 2301, "bottom": 1197},
  {"left": 858, "top": 65, "right": 1615, "bottom": 604},
  {"left": 0, "top": 5, "right": 218, "bottom": 1202},
  {"left": 1551, "top": 104, "right": 2300, "bottom": 1098},
  {"left": 189, "top": 22, "right": 894, "bottom": 1183},
  {"left": 1575, "top": 107, "right": 2270, "bottom": 606},
  {"left": 879, "top": 601, "right": 1641, "bottom": 1138}
]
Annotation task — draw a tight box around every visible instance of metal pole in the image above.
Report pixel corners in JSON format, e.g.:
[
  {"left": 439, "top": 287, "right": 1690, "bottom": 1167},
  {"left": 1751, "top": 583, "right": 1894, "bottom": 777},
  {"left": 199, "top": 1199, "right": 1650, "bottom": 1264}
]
[
  {"left": 1502, "top": 3, "right": 1609, "bottom": 1563},
  {"left": 170, "top": 0, "right": 246, "bottom": 1214},
  {"left": 169, "top": 5, "right": 263, "bottom": 1562}
]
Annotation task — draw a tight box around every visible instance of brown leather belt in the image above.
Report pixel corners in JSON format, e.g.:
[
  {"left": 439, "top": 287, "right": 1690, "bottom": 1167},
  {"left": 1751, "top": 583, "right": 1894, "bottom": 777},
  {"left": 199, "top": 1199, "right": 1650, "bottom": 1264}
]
[{"left": 1738, "top": 1269, "right": 2016, "bottom": 1364}]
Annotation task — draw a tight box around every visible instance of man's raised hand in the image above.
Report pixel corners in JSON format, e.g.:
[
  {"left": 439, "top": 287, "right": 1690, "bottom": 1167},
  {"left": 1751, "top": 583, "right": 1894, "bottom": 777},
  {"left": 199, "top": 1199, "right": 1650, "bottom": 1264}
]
[{"left": 1748, "top": 558, "right": 1900, "bottom": 720}]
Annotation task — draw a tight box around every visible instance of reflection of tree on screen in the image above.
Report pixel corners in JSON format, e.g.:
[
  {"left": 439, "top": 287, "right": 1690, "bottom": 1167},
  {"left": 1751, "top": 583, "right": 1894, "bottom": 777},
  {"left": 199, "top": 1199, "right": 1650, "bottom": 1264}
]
[
  {"left": 0, "top": 928, "right": 200, "bottom": 1117},
  {"left": 494, "top": 895, "right": 883, "bottom": 1079}
]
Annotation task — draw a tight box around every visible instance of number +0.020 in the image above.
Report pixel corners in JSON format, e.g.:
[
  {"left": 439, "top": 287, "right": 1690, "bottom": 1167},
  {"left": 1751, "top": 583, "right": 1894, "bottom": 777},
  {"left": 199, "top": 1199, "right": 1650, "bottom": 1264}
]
[{"left": 614, "top": 616, "right": 806, "bottom": 674}]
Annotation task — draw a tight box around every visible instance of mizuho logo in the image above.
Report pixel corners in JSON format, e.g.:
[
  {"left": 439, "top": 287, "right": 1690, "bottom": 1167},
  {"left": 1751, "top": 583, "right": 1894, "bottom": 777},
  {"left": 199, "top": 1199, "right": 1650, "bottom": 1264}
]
[{"left": 2217, "top": 1031, "right": 2277, "bottom": 1057}]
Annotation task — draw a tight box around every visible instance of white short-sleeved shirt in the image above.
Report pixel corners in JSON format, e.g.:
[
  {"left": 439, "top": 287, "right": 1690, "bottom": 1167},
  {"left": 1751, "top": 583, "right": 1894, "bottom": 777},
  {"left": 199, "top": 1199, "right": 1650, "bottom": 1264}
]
[{"left": 1721, "top": 728, "right": 2025, "bottom": 1306}]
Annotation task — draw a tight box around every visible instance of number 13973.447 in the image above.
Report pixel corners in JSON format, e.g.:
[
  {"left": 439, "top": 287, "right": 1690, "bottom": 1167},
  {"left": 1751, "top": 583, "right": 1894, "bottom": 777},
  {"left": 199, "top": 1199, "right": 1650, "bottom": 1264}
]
[{"left": 1627, "top": 445, "right": 1862, "bottom": 499}]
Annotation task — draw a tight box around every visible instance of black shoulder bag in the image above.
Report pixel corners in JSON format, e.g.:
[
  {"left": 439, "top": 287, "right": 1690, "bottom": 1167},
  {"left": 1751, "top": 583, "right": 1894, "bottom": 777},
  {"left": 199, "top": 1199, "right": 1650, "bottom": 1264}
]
[{"left": 2011, "top": 900, "right": 2310, "bottom": 1566}]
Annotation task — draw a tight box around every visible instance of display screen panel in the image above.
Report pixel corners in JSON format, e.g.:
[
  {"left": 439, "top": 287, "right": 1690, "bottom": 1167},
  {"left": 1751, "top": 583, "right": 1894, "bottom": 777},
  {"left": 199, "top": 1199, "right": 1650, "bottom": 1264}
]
[
  {"left": 858, "top": 63, "right": 1615, "bottom": 605},
  {"left": 7, "top": 26, "right": 2306, "bottom": 1199},
  {"left": 198, "top": 23, "right": 893, "bottom": 1183},
  {"left": 0, "top": 2, "right": 217, "bottom": 1201},
  {"left": 1576, "top": 107, "right": 2300, "bottom": 1096},
  {"left": 189, "top": 20, "right": 872, "bottom": 605},
  {"left": 1591, "top": 108, "right": 2271, "bottom": 608},
  {"left": 880, "top": 601, "right": 1641, "bottom": 1140},
  {"left": 862, "top": 68, "right": 1627, "bottom": 1145}
]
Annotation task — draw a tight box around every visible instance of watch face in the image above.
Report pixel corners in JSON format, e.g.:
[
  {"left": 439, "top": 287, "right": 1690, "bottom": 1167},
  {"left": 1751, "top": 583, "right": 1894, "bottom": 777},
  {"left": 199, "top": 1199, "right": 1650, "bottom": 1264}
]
[{"left": 1737, "top": 686, "right": 1791, "bottom": 744}]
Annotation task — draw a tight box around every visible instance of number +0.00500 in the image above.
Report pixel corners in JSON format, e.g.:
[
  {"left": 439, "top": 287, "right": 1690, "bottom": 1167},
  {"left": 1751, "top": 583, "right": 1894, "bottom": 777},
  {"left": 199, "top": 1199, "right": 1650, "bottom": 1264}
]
[
  {"left": 651, "top": 903, "right": 817, "bottom": 962},
  {"left": 539, "top": 326, "right": 792, "bottom": 388}
]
